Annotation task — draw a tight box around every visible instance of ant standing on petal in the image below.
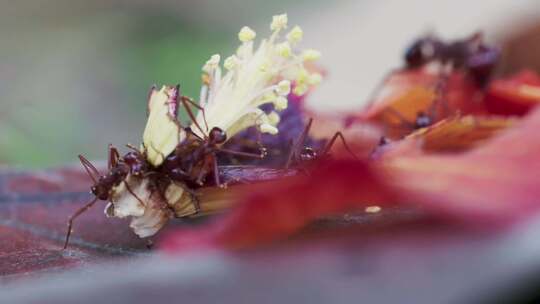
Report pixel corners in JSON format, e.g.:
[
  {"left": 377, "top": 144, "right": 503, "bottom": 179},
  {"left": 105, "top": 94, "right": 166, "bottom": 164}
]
[
  {"left": 63, "top": 145, "right": 149, "bottom": 249},
  {"left": 369, "top": 32, "right": 500, "bottom": 137},
  {"left": 286, "top": 118, "right": 358, "bottom": 170}
]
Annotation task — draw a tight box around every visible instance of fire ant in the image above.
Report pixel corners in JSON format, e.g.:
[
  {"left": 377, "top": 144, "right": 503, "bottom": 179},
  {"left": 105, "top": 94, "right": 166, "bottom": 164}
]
[
  {"left": 63, "top": 144, "right": 149, "bottom": 249},
  {"left": 285, "top": 118, "right": 358, "bottom": 169}
]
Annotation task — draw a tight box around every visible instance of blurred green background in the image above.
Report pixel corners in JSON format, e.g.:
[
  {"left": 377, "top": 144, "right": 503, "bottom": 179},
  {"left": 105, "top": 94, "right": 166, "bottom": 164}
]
[
  {"left": 1, "top": 0, "right": 537, "bottom": 168},
  {"left": 0, "top": 0, "right": 326, "bottom": 167}
]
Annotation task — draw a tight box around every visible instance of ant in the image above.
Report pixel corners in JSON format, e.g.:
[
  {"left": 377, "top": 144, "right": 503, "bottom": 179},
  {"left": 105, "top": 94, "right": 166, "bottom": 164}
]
[
  {"left": 368, "top": 32, "right": 499, "bottom": 135},
  {"left": 158, "top": 92, "right": 266, "bottom": 189},
  {"left": 64, "top": 85, "right": 267, "bottom": 249},
  {"left": 285, "top": 118, "right": 358, "bottom": 169},
  {"left": 63, "top": 144, "right": 149, "bottom": 249},
  {"left": 404, "top": 32, "right": 499, "bottom": 87}
]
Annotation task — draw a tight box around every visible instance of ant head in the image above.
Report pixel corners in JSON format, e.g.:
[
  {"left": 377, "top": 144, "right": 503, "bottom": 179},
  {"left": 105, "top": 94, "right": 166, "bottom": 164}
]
[
  {"left": 404, "top": 37, "right": 437, "bottom": 68},
  {"left": 300, "top": 147, "right": 317, "bottom": 162},
  {"left": 123, "top": 152, "right": 140, "bottom": 164},
  {"left": 90, "top": 186, "right": 98, "bottom": 195},
  {"left": 209, "top": 127, "right": 227, "bottom": 144}
]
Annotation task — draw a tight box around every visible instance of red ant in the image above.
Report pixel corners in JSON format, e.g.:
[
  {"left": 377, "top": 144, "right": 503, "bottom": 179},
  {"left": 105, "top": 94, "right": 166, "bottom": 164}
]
[
  {"left": 285, "top": 118, "right": 358, "bottom": 169},
  {"left": 149, "top": 85, "right": 266, "bottom": 189},
  {"left": 368, "top": 32, "right": 499, "bottom": 135},
  {"left": 158, "top": 92, "right": 266, "bottom": 189},
  {"left": 404, "top": 32, "right": 499, "bottom": 87},
  {"left": 63, "top": 144, "right": 149, "bottom": 249},
  {"left": 64, "top": 85, "right": 266, "bottom": 249}
]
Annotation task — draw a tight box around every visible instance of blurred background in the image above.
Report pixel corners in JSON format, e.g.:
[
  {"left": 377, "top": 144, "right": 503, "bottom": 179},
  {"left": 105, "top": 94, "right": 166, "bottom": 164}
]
[{"left": 1, "top": 0, "right": 539, "bottom": 168}]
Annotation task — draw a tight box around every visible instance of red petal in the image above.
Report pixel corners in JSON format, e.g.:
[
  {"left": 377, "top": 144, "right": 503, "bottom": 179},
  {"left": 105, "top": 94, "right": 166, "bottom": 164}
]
[
  {"left": 485, "top": 69, "right": 540, "bottom": 115},
  {"left": 361, "top": 69, "right": 486, "bottom": 138},
  {"left": 160, "top": 160, "right": 395, "bottom": 252},
  {"left": 160, "top": 108, "right": 540, "bottom": 254},
  {"left": 383, "top": 107, "right": 540, "bottom": 222}
]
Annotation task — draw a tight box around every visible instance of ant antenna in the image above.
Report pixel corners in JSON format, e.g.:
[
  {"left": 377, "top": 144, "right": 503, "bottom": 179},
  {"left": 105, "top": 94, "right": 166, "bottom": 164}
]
[{"left": 78, "top": 155, "right": 100, "bottom": 183}]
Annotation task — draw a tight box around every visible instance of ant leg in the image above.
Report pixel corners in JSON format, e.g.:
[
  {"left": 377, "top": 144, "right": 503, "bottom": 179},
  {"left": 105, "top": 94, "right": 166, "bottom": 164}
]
[
  {"left": 108, "top": 144, "right": 120, "bottom": 170},
  {"left": 321, "top": 132, "right": 359, "bottom": 160},
  {"left": 184, "top": 127, "right": 204, "bottom": 141},
  {"left": 78, "top": 155, "right": 100, "bottom": 183},
  {"left": 63, "top": 197, "right": 99, "bottom": 249},
  {"left": 180, "top": 96, "right": 207, "bottom": 137},
  {"left": 217, "top": 148, "right": 265, "bottom": 159},
  {"left": 182, "top": 96, "right": 209, "bottom": 132},
  {"left": 195, "top": 158, "right": 212, "bottom": 186},
  {"left": 286, "top": 118, "right": 313, "bottom": 168},
  {"left": 365, "top": 68, "right": 401, "bottom": 109},
  {"left": 124, "top": 181, "right": 146, "bottom": 207},
  {"left": 212, "top": 155, "right": 227, "bottom": 189},
  {"left": 429, "top": 67, "right": 451, "bottom": 120}
]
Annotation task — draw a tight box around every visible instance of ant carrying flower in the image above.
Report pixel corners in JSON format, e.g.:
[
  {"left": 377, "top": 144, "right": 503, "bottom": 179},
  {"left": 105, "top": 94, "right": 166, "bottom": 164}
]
[{"left": 63, "top": 14, "right": 323, "bottom": 247}]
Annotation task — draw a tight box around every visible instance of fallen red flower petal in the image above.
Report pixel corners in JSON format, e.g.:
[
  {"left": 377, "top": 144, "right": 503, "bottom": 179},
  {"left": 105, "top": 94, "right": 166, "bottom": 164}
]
[
  {"left": 160, "top": 159, "right": 395, "bottom": 251},
  {"left": 361, "top": 69, "right": 487, "bottom": 138},
  {"left": 161, "top": 107, "right": 540, "bottom": 253},
  {"left": 383, "top": 107, "right": 540, "bottom": 222},
  {"left": 485, "top": 69, "right": 540, "bottom": 116},
  {"left": 401, "top": 115, "right": 514, "bottom": 153}
]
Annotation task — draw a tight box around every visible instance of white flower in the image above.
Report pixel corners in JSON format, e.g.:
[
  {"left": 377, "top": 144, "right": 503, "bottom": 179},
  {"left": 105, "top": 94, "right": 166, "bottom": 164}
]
[
  {"left": 142, "top": 85, "right": 185, "bottom": 167},
  {"left": 302, "top": 49, "right": 321, "bottom": 61},
  {"left": 202, "top": 54, "right": 221, "bottom": 73},
  {"left": 107, "top": 175, "right": 198, "bottom": 238},
  {"left": 287, "top": 26, "right": 303, "bottom": 44},
  {"left": 270, "top": 14, "right": 288, "bottom": 31},
  {"left": 193, "top": 14, "right": 322, "bottom": 140},
  {"left": 238, "top": 26, "right": 256, "bottom": 42},
  {"left": 107, "top": 14, "right": 323, "bottom": 239}
]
